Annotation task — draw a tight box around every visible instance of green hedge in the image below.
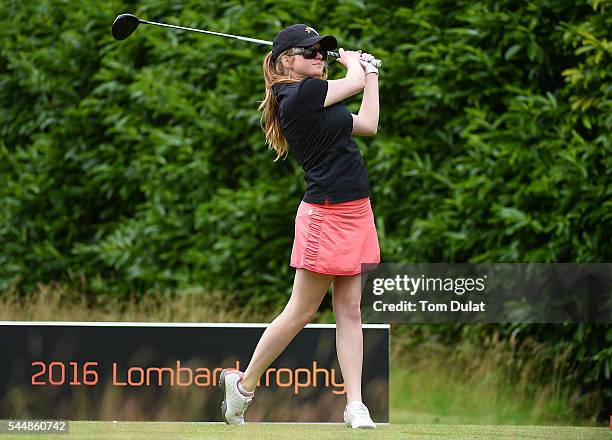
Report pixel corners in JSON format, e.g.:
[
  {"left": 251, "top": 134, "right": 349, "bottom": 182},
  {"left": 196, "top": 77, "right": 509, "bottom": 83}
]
[
  {"left": 1, "top": 0, "right": 610, "bottom": 296},
  {"left": 1, "top": 0, "right": 610, "bottom": 421}
]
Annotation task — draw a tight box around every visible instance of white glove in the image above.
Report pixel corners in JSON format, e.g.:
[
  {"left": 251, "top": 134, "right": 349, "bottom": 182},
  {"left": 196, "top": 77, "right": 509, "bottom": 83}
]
[{"left": 359, "top": 52, "right": 379, "bottom": 75}]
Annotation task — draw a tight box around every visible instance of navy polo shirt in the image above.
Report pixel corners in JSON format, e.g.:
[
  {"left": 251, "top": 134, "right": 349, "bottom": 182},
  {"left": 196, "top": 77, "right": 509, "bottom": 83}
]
[{"left": 272, "top": 77, "right": 371, "bottom": 204}]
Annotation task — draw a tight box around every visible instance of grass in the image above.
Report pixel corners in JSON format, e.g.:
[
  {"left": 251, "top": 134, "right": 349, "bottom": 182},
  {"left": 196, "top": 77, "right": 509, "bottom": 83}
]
[
  {"left": 0, "top": 284, "right": 605, "bottom": 430},
  {"left": 0, "top": 283, "right": 275, "bottom": 323},
  {"left": 389, "top": 339, "right": 586, "bottom": 426},
  {"left": 1, "top": 421, "right": 608, "bottom": 440},
  {"left": 390, "top": 363, "right": 573, "bottom": 426}
]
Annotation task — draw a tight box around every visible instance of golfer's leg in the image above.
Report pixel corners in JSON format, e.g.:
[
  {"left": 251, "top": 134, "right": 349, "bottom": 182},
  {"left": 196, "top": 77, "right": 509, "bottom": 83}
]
[
  {"left": 241, "top": 268, "right": 334, "bottom": 391},
  {"left": 332, "top": 273, "right": 364, "bottom": 403}
]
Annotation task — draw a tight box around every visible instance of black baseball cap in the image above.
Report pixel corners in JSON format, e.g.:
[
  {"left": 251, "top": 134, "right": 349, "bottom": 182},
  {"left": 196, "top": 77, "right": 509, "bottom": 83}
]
[{"left": 271, "top": 24, "right": 337, "bottom": 64}]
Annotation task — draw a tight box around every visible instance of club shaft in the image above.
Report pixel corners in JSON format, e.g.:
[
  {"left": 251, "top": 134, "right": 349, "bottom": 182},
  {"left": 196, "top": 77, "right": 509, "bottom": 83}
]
[
  {"left": 141, "top": 19, "right": 272, "bottom": 45},
  {"left": 140, "top": 19, "right": 382, "bottom": 67}
]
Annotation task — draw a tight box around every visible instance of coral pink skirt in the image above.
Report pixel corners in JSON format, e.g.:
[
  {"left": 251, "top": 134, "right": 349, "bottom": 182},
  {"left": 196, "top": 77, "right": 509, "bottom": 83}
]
[{"left": 290, "top": 196, "right": 381, "bottom": 275}]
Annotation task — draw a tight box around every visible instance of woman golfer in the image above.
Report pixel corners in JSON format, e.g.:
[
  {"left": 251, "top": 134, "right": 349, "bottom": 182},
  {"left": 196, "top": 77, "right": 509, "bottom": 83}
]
[{"left": 219, "top": 23, "right": 380, "bottom": 429}]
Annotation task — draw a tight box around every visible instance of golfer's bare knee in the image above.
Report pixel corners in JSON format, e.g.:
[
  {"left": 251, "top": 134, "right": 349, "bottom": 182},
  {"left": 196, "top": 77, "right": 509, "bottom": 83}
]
[
  {"left": 283, "top": 306, "right": 317, "bottom": 327},
  {"left": 295, "top": 312, "right": 317, "bottom": 328},
  {"left": 334, "top": 301, "right": 361, "bottom": 322},
  {"left": 301, "top": 308, "right": 319, "bottom": 325}
]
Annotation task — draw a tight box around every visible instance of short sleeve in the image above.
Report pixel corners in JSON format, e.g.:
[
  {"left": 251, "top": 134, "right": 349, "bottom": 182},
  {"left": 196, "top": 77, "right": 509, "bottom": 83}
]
[{"left": 298, "top": 77, "right": 328, "bottom": 112}]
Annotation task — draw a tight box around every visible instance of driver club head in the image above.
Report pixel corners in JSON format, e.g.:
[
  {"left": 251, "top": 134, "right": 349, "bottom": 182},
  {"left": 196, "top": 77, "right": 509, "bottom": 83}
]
[{"left": 112, "top": 14, "right": 141, "bottom": 40}]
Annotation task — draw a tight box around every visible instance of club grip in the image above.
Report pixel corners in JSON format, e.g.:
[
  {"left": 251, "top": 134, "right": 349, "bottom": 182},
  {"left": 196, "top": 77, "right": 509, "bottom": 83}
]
[{"left": 326, "top": 51, "right": 382, "bottom": 68}]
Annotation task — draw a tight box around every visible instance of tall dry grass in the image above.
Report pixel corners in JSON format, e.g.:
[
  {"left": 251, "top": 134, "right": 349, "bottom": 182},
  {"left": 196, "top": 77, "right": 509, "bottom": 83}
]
[
  {"left": 0, "top": 283, "right": 278, "bottom": 323},
  {"left": 390, "top": 325, "right": 599, "bottom": 426}
]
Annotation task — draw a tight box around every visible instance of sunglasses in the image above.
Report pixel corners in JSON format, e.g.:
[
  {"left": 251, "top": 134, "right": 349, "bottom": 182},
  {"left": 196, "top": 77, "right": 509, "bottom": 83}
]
[{"left": 292, "top": 45, "right": 328, "bottom": 60}]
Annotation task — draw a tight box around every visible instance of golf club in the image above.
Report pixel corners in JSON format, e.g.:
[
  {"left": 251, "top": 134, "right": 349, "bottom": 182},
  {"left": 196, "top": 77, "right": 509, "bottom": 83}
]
[{"left": 112, "top": 13, "right": 382, "bottom": 68}]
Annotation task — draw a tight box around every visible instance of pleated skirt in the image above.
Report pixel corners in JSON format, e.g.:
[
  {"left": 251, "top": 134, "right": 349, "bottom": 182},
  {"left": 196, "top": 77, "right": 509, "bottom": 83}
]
[{"left": 290, "top": 196, "right": 381, "bottom": 276}]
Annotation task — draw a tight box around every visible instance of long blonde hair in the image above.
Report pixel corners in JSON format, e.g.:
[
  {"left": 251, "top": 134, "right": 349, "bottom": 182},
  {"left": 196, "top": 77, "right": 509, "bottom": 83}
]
[{"left": 258, "top": 49, "right": 329, "bottom": 162}]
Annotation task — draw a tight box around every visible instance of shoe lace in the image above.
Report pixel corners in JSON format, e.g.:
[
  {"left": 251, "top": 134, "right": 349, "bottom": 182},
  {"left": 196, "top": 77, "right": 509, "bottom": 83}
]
[
  {"left": 237, "top": 396, "right": 253, "bottom": 413},
  {"left": 351, "top": 402, "right": 370, "bottom": 418}
]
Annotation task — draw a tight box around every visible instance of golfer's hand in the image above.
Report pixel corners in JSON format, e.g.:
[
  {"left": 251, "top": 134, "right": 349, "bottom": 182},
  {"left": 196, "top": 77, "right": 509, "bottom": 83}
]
[
  {"left": 337, "top": 48, "right": 363, "bottom": 68},
  {"left": 360, "top": 52, "right": 379, "bottom": 75}
]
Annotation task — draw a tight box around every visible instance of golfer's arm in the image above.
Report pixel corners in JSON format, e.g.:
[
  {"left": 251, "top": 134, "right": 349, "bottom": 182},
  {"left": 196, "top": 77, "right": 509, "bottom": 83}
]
[
  {"left": 352, "top": 73, "right": 379, "bottom": 136},
  {"left": 324, "top": 62, "right": 365, "bottom": 108}
]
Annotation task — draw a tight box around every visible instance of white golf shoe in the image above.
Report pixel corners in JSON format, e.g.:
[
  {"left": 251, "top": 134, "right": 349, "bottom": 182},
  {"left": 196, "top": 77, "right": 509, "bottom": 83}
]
[
  {"left": 343, "top": 400, "right": 377, "bottom": 429},
  {"left": 219, "top": 369, "right": 254, "bottom": 425}
]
